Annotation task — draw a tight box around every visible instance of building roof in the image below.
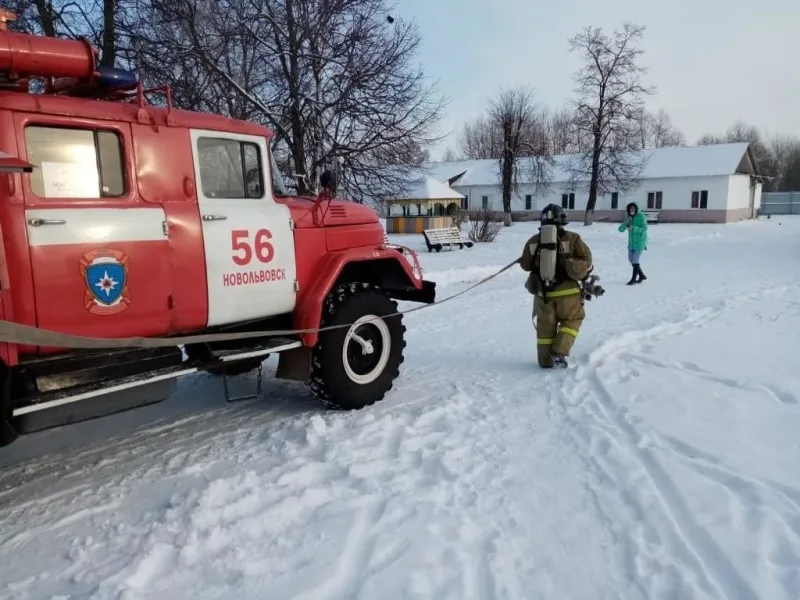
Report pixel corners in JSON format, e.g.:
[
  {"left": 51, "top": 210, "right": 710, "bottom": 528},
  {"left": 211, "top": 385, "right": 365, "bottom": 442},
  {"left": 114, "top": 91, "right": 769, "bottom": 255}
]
[
  {"left": 422, "top": 142, "right": 755, "bottom": 187},
  {"left": 389, "top": 175, "right": 465, "bottom": 201}
]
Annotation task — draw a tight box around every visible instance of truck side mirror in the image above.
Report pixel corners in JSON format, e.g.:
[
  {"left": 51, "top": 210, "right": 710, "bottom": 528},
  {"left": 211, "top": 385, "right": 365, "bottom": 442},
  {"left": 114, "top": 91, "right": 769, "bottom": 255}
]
[{"left": 319, "top": 169, "right": 337, "bottom": 194}]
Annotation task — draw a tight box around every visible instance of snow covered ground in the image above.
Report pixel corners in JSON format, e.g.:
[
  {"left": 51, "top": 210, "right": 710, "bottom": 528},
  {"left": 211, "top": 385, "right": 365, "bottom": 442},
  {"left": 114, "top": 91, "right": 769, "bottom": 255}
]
[{"left": 2, "top": 216, "right": 800, "bottom": 600}]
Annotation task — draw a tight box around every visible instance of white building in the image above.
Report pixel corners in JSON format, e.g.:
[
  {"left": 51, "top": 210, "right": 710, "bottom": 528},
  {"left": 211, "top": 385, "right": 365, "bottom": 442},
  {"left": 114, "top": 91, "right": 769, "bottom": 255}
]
[{"left": 421, "top": 142, "right": 762, "bottom": 223}]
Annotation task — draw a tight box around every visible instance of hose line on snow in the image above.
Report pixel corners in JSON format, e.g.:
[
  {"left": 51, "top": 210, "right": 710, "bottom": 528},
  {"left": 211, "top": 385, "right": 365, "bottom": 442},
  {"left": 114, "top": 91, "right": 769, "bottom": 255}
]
[{"left": 0, "top": 258, "right": 523, "bottom": 350}]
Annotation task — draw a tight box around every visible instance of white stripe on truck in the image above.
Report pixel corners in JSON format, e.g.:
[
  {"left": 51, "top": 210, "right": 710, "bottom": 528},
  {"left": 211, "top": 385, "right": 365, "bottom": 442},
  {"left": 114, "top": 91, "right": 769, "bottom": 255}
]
[{"left": 25, "top": 208, "right": 168, "bottom": 247}]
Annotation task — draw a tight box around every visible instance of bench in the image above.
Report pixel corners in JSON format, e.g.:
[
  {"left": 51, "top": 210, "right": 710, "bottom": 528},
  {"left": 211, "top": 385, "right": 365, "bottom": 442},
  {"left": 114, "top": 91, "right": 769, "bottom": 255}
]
[
  {"left": 422, "top": 226, "right": 474, "bottom": 253},
  {"left": 642, "top": 210, "right": 660, "bottom": 224}
]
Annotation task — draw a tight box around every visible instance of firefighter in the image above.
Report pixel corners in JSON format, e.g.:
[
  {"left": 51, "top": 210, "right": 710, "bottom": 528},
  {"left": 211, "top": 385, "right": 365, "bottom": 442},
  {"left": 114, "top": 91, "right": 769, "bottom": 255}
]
[{"left": 519, "top": 204, "right": 593, "bottom": 368}]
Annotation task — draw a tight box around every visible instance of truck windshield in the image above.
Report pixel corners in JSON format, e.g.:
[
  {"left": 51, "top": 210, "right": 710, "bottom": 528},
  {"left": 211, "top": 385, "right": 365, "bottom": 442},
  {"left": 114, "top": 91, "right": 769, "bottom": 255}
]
[{"left": 270, "top": 150, "right": 290, "bottom": 196}]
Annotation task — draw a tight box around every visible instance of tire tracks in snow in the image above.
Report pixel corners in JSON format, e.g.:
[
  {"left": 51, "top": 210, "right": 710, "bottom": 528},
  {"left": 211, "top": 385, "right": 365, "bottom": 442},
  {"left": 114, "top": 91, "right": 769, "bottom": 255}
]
[
  {"left": 558, "top": 302, "right": 772, "bottom": 600},
  {"left": 627, "top": 355, "right": 798, "bottom": 406},
  {"left": 408, "top": 276, "right": 796, "bottom": 598},
  {"left": 293, "top": 495, "right": 389, "bottom": 600},
  {"left": 0, "top": 373, "right": 312, "bottom": 502},
  {"left": 457, "top": 368, "right": 643, "bottom": 600},
  {"left": 581, "top": 368, "right": 760, "bottom": 600},
  {"left": 650, "top": 434, "right": 800, "bottom": 597},
  {"left": 1, "top": 379, "right": 510, "bottom": 599},
  {"left": 288, "top": 380, "right": 508, "bottom": 600},
  {"left": 542, "top": 381, "right": 654, "bottom": 600}
]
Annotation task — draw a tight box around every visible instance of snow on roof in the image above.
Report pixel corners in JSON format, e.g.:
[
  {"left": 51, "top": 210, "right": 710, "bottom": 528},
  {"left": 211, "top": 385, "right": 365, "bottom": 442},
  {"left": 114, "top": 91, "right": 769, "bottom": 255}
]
[
  {"left": 422, "top": 143, "right": 753, "bottom": 187},
  {"left": 390, "top": 175, "right": 465, "bottom": 200}
]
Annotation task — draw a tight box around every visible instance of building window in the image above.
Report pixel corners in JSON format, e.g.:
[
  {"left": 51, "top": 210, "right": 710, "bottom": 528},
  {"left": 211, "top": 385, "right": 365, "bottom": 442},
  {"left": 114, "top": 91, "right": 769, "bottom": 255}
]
[
  {"left": 197, "top": 137, "right": 264, "bottom": 199},
  {"left": 647, "top": 191, "right": 663, "bottom": 210},
  {"left": 25, "top": 125, "right": 126, "bottom": 199},
  {"left": 691, "top": 190, "right": 708, "bottom": 209},
  {"left": 561, "top": 193, "right": 575, "bottom": 209},
  {"left": 611, "top": 192, "right": 619, "bottom": 210},
  {"left": 525, "top": 194, "right": 533, "bottom": 210},
  {"left": 481, "top": 195, "right": 489, "bottom": 210}
]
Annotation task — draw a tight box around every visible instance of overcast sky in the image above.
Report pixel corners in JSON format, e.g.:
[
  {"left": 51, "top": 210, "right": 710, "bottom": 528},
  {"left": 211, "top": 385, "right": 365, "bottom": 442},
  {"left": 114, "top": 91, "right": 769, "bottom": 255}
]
[{"left": 399, "top": 0, "right": 800, "bottom": 159}]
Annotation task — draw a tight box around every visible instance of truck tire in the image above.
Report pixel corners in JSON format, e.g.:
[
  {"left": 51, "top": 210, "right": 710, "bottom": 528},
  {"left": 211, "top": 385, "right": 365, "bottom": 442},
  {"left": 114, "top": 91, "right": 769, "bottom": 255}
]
[{"left": 310, "top": 283, "right": 405, "bottom": 410}]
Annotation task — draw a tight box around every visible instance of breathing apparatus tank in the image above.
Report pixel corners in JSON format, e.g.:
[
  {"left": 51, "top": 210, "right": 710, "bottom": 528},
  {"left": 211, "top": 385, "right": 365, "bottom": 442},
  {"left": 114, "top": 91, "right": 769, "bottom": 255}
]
[{"left": 537, "top": 204, "right": 566, "bottom": 291}]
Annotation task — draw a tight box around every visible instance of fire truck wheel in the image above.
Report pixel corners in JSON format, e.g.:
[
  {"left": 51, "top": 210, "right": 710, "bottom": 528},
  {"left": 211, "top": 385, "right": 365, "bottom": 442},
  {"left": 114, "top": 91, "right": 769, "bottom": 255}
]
[{"left": 310, "top": 283, "right": 405, "bottom": 410}]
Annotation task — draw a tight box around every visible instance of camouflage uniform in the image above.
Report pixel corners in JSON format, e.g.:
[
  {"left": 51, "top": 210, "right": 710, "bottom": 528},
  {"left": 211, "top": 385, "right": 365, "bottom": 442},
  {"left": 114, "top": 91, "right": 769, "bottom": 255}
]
[{"left": 520, "top": 227, "right": 593, "bottom": 368}]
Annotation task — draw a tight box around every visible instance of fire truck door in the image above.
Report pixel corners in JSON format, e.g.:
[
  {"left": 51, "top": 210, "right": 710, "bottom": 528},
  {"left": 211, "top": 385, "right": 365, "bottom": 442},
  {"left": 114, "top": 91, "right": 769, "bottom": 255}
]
[
  {"left": 189, "top": 129, "right": 297, "bottom": 328},
  {"left": 20, "top": 121, "right": 173, "bottom": 341}
]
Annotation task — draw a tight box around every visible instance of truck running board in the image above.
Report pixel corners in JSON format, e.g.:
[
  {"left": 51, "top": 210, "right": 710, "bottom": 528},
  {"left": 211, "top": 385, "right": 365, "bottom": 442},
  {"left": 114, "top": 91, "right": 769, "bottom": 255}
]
[
  {"left": 11, "top": 338, "right": 304, "bottom": 433},
  {"left": 13, "top": 365, "right": 197, "bottom": 417},
  {"left": 213, "top": 338, "right": 301, "bottom": 362}
]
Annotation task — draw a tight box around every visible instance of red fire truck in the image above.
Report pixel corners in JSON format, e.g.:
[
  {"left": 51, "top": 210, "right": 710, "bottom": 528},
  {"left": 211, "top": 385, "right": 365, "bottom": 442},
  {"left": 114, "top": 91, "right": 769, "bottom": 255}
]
[{"left": 0, "top": 10, "right": 435, "bottom": 446}]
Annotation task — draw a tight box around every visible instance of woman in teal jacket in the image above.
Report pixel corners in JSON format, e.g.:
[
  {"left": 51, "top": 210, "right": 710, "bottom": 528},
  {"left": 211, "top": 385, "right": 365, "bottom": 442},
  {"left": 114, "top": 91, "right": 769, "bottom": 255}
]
[{"left": 618, "top": 201, "right": 648, "bottom": 285}]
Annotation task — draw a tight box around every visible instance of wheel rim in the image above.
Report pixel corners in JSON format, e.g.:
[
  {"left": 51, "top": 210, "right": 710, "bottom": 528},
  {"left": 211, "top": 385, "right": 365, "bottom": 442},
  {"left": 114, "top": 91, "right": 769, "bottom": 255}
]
[{"left": 342, "top": 314, "right": 391, "bottom": 385}]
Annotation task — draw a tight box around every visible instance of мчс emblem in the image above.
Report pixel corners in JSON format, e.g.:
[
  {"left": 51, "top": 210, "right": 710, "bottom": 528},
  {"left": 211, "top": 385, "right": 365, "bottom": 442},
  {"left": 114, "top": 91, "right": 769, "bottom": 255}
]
[{"left": 79, "top": 249, "right": 131, "bottom": 315}]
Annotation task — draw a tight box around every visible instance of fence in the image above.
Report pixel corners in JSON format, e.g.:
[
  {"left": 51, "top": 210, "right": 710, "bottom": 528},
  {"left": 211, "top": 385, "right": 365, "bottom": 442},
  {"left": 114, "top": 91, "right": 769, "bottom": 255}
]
[{"left": 760, "top": 192, "right": 800, "bottom": 216}]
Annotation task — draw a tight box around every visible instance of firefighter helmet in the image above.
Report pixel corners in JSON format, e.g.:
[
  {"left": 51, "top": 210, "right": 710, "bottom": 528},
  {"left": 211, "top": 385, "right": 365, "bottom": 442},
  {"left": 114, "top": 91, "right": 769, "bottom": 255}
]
[{"left": 540, "top": 203, "right": 567, "bottom": 226}]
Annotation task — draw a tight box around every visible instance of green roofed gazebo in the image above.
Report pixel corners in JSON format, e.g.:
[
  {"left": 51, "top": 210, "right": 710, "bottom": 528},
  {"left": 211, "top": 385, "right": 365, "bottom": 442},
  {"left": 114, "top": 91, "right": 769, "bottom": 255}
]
[{"left": 385, "top": 176, "right": 465, "bottom": 234}]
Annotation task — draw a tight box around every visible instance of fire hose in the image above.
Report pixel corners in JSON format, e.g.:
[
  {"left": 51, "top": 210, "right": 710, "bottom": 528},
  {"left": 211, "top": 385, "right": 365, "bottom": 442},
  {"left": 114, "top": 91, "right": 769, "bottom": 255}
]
[{"left": 0, "top": 258, "right": 526, "bottom": 350}]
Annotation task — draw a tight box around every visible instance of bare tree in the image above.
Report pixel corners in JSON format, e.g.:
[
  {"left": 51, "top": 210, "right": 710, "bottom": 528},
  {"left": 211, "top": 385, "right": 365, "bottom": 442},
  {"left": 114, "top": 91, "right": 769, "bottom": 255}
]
[
  {"left": 698, "top": 121, "right": 765, "bottom": 147},
  {"left": 699, "top": 124, "right": 800, "bottom": 191},
  {"left": 130, "top": 0, "right": 267, "bottom": 120},
  {"left": 5, "top": 0, "right": 55, "bottom": 35},
  {"left": 631, "top": 109, "right": 650, "bottom": 150},
  {"left": 632, "top": 108, "right": 685, "bottom": 149},
  {"left": 458, "top": 105, "right": 555, "bottom": 163},
  {"left": 458, "top": 114, "right": 503, "bottom": 159},
  {"left": 724, "top": 121, "right": 761, "bottom": 143},
  {"left": 543, "top": 107, "right": 578, "bottom": 155},
  {"left": 565, "top": 23, "right": 654, "bottom": 225},
  {"left": 696, "top": 133, "right": 724, "bottom": 145},
  {"left": 723, "top": 122, "right": 775, "bottom": 181},
  {"left": 442, "top": 146, "right": 460, "bottom": 161},
  {"left": 9, "top": 0, "right": 82, "bottom": 36},
  {"left": 487, "top": 86, "right": 554, "bottom": 226},
  {"left": 697, "top": 120, "right": 776, "bottom": 189},
  {"left": 650, "top": 109, "right": 685, "bottom": 147},
  {"left": 132, "top": 0, "right": 446, "bottom": 201},
  {"left": 770, "top": 135, "right": 800, "bottom": 191},
  {"left": 778, "top": 145, "right": 800, "bottom": 191}
]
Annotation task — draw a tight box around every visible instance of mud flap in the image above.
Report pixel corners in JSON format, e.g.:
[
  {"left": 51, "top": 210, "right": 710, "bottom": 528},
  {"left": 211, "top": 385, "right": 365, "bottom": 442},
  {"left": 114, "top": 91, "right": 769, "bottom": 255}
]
[{"left": 276, "top": 346, "right": 311, "bottom": 381}]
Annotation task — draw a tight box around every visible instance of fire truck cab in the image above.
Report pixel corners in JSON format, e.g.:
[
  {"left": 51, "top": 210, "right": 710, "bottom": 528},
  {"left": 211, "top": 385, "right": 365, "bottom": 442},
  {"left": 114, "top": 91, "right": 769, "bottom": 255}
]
[{"left": 0, "top": 11, "right": 435, "bottom": 447}]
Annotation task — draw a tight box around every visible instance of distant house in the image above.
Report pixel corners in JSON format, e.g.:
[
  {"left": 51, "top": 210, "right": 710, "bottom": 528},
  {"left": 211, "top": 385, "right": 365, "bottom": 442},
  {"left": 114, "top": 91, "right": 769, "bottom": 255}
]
[
  {"left": 383, "top": 175, "right": 464, "bottom": 233},
  {"left": 421, "top": 142, "right": 762, "bottom": 223}
]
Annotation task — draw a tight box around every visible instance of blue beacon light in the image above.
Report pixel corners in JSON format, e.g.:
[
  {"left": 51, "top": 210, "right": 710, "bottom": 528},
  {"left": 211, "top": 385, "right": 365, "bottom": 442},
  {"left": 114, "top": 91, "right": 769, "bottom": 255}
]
[{"left": 95, "top": 66, "right": 139, "bottom": 91}]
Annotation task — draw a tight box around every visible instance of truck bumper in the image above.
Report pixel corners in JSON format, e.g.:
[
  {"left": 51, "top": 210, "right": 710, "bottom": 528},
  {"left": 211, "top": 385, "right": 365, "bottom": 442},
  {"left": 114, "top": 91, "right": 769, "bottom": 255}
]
[{"left": 390, "top": 279, "right": 436, "bottom": 305}]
